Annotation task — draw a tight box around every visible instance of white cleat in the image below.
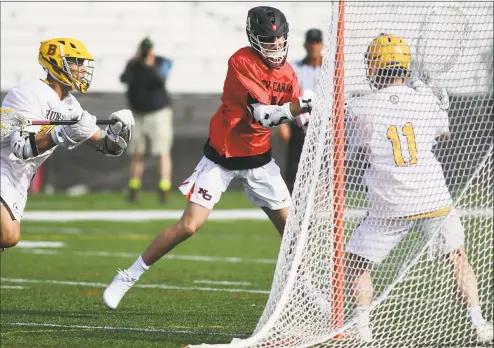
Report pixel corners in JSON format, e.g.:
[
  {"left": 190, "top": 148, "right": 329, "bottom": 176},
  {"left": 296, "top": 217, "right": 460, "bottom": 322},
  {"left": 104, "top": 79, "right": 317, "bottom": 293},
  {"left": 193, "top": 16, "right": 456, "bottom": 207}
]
[
  {"left": 474, "top": 321, "right": 493, "bottom": 343},
  {"left": 103, "top": 268, "right": 138, "bottom": 309}
]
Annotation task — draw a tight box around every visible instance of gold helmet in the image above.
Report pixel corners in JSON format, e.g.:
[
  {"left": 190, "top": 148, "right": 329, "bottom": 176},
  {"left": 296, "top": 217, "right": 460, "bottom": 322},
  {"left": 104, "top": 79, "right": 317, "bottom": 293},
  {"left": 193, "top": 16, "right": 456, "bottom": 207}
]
[
  {"left": 38, "top": 38, "right": 94, "bottom": 94},
  {"left": 365, "top": 33, "right": 411, "bottom": 81}
]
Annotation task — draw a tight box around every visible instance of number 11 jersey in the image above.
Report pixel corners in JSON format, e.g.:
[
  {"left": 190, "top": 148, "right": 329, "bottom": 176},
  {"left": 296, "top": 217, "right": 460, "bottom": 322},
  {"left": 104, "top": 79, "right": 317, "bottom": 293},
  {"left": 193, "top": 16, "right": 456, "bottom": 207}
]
[{"left": 346, "top": 85, "right": 453, "bottom": 218}]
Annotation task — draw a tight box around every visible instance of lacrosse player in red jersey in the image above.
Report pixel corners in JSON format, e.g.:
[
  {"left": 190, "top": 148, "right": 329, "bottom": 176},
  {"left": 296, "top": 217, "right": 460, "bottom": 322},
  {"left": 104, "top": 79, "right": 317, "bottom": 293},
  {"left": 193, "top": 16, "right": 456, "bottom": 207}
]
[
  {"left": 103, "top": 6, "right": 314, "bottom": 309},
  {"left": 0, "top": 37, "right": 134, "bottom": 251}
]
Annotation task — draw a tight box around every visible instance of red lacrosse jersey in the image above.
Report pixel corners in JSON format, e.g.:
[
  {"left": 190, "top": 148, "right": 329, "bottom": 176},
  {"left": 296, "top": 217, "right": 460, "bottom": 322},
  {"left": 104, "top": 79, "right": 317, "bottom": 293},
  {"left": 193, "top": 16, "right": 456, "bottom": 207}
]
[{"left": 208, "top": 47, "right": 302, "bottom": 159}]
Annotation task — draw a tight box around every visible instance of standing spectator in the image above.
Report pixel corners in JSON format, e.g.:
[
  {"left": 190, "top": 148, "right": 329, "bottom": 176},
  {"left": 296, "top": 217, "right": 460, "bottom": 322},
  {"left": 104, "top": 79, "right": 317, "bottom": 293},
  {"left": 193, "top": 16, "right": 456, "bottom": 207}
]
[
  {"left": 278, "top": 29, "right": 323, "bottom": 193},
  {"left": 121, "top": 37, "right": 173, "bottom": 203}
]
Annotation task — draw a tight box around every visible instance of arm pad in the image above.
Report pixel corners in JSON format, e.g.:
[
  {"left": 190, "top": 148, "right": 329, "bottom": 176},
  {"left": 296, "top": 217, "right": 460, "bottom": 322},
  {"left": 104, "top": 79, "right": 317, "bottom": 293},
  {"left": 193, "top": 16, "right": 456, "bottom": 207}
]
[
  {"left": 247, "top": 102, "right": 294, "bottom": 128},
  {"left": 11, "top": 132, "right": 39, "bottom": 160}
]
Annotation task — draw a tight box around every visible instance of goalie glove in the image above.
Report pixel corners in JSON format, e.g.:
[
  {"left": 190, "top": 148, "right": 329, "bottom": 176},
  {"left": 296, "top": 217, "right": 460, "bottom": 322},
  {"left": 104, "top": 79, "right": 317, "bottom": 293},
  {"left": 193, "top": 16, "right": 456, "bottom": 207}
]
[
  {"left": 435, "top": 87, "right": 450, "bottom": 111},
  {"left": 409, "top": 76, "right": 428, "bottom": 93},
  {"left": 104, "top": 109, "right": 134, "bottom": 149},
  {"left": 51, "top": 110, "right": 99, "bottom": 150},
  {"left": 410, "top": 77, "right": 450, "bottom": 111}
]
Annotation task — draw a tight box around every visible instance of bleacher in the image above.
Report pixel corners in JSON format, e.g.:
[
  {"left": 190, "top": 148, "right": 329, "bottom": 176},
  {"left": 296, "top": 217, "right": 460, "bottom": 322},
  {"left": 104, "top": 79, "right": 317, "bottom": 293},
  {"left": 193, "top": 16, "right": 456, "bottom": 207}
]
[
  {"left": 0, "top": 2, "right": 331, "bottom": 93},
  {"left": 1, "top": 2, "right": 491, "bottom": 95}
]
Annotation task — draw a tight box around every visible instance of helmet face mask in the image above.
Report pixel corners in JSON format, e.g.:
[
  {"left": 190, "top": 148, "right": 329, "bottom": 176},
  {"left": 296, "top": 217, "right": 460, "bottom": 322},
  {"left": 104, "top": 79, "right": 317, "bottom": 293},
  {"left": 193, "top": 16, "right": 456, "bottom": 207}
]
[
  {"left": 39, "top": 38, "right": 94, "bottom": 94},
  {"left": 249, "top": 33, "right": 288, "bottom": 67},
  {"left": 64, "top": 57, "right": 94, "bottom": 94},
  {"left": 365, "top": 33, "right": 411, "bottom": 89},
  {"left": 246, "top": 6, "right": 289, "bottom": 69}
]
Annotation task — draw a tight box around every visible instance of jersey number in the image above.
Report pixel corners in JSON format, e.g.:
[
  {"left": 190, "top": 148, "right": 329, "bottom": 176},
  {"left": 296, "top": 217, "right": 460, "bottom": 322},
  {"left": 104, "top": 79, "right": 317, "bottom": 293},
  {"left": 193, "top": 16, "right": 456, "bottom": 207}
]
[{"left": 387, "top": 122, "right": 418, "bottom": 167}]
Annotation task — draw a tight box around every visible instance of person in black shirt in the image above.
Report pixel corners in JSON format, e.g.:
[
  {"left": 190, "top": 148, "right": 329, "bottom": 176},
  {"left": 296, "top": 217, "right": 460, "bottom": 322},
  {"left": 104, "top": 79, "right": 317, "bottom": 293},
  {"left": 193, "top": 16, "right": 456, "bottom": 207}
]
[{"left": 120, "top": 37, "right": 173, "bottom": 203}]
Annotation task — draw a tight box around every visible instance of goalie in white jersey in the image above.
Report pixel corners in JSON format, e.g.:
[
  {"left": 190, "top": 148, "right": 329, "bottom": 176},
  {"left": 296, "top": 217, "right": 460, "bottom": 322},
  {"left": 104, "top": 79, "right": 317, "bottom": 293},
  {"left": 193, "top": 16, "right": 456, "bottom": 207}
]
[
  {"left": 346, "top": 34, "right": 492, "bottom": 343},
  {"left": 0, "top": 38, "right": 135, "bottom": 251}
]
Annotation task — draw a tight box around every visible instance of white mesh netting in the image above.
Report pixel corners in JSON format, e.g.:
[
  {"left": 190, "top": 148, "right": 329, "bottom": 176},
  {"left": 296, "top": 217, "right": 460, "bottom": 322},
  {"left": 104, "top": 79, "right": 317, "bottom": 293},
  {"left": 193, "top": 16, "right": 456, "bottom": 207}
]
[{"left": 190, "top": 1, "right": 493, "bottom": 347}]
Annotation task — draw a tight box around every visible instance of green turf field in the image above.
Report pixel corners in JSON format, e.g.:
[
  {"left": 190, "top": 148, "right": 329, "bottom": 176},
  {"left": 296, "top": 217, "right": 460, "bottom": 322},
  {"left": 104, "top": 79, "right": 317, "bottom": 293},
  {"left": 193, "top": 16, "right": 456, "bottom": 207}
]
[
  {"left": 1, "top": 192, "right": 279, "bottom": 347},
  {"left": 1, "top": 192, "right": 492, "bottom": 347},
  {"left": 25, "top": 191, "right": 255, "bottom": 211}
]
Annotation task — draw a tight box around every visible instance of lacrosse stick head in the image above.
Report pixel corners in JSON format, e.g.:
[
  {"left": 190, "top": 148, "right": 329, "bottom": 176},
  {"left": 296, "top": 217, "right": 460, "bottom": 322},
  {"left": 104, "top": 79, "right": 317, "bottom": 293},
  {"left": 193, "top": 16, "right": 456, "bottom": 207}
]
[
  {"left": 414, "top": 5, "right": 471, "bottom": 86},
  {"left": 0, "top": 108, "right": 30, "bottom": 138}
]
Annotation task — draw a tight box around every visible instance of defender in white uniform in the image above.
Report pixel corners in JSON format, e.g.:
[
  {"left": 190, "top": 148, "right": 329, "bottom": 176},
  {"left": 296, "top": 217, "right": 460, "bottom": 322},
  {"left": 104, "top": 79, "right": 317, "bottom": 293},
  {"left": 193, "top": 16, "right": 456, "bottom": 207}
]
[
  {"left": 346, "top": 34, "right": 492, "bottom": 343},
  {"left": 0, "top": 38, "right": 135, "bottom": 251}
]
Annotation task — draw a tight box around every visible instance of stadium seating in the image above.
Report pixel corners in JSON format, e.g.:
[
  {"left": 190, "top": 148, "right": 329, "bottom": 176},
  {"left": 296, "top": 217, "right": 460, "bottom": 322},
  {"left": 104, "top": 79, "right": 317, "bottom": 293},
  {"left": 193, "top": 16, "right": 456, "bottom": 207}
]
[
  {"left": 2, "top": 2, "right": 490, "bottom": 94},
  {"left": 1, "top": 2, "right": 330, "bottom": 93}
]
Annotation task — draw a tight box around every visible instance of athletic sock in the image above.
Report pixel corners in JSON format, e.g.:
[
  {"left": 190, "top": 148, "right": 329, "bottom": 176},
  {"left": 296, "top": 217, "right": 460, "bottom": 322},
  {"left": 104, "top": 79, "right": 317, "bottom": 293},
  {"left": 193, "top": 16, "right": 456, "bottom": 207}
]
[
  {"left": 355, "top": 306, "right": 371, "bottom": 326},
  {"left": 127, "top": 255, "right": 149, "bottom": 279},
  {"left": 159, "top": 178, "right": 171, "bottom": 191},
  {"left": 467, "top": 306, "right": 486, "bottom": 326},
  {"left": 355, "top": 306, "right": 370, "bottom": 326},
  {"left": 129, "top": 178, "right": 142, "bottom": 190}
]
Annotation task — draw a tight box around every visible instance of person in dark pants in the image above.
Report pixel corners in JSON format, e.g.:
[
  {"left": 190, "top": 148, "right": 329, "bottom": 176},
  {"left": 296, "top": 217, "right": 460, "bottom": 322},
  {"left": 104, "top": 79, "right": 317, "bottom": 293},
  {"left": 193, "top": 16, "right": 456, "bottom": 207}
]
[
  {"left": 279, "top": 29, "right": 323, "bottom": 193},
  {"left": 120, "top": 37, "right": 173, "bottom": 203}
]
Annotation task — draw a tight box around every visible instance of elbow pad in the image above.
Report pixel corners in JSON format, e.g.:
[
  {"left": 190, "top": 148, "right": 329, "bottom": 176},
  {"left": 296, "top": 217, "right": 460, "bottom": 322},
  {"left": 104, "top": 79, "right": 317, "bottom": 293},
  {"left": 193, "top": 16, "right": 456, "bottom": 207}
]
[{"left": 247, "top": 102, "right": 294, "bottom": 128}]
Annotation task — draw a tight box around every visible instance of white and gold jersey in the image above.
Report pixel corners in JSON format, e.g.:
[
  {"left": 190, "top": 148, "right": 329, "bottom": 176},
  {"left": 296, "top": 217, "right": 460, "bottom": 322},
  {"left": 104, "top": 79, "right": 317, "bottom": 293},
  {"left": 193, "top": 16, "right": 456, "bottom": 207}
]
[
  {"left": 1, "top": 79, "right": 83, "bottom": 195},
  {"left": 347, "top": 85, "right": 453, "bottom": 218}
]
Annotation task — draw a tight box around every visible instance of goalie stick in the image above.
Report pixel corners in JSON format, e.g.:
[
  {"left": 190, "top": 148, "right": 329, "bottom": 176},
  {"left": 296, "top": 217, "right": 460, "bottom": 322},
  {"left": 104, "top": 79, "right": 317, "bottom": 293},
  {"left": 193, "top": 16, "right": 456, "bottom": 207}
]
[{"left": 412, "top": 4, "right": 471, "bottom": 87}]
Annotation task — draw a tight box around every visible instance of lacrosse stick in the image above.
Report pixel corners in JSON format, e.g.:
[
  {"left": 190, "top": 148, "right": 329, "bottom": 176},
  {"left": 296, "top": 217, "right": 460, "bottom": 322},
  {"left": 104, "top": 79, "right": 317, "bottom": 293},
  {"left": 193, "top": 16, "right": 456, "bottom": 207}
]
[
  {"left": 412, "top": 4, "right": 471, "bottom": 88},
  {"left": 0, "top": 110, "right": 116, "bottom": 138}
]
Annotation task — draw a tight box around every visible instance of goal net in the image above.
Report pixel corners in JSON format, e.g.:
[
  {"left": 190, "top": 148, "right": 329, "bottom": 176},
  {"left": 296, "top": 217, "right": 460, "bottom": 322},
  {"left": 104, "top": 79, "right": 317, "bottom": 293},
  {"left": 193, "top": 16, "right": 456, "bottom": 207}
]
[{"left": 190, "top": 1, "right": 493, "bottom": 347}]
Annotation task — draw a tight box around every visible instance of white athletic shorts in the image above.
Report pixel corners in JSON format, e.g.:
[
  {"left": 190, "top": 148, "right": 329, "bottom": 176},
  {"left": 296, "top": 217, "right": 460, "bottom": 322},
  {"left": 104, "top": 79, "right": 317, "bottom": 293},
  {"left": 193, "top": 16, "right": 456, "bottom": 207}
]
[
  {"left": 346, "top": 207, "right": 465, "bottom": 264},
  {"left": 0, "top": 175, "right": 27, "bottom": 221},
  {"left": 179, "top": 156, "right": 291, "bottom": 211}
]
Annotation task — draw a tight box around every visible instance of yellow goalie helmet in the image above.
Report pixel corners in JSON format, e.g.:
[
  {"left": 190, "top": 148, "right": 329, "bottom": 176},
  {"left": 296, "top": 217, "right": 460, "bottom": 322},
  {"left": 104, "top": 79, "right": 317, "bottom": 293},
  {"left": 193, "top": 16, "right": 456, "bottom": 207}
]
[
  {"left": 365, "top": 33, "right": 411, "bottom": 81},
  {"left": 38, "top": 38, "right": 94, "bottom": 94}
]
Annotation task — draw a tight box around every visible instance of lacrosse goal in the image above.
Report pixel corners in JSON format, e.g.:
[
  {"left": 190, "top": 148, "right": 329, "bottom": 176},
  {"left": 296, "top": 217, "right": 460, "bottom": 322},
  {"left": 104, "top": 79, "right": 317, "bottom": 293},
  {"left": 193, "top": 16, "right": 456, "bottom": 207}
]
[{"left": 190, "top": 1, "right": 493, "bottom": 347}]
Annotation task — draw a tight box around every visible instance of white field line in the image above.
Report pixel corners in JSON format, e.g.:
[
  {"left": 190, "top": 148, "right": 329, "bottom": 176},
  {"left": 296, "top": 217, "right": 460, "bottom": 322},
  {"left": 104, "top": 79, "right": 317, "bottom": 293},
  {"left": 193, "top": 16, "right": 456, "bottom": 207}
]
[
  {"left": 23, "top": 209, "right": 266, "bottom": 222},
  {"left": 0, "top": 278, "right": 270, "bottom": 295},
  {"left": 194, "top": 280, "right": 252, "bottom": 286},
  {"left": 22, "top": 208, "right": 492, "bottom": 222},
  {"left": 77, "top": 251, "right": 277, "bottom": 264},
  {"left": 17, "top": 241, "right": 65, "bottom": 248},
  {"left": 1, "top": 285, "right": 26, "bottom": 289},
  {"left": 20, "top": 249, "right": 278, "bottom": 264},
  {"left": 5, "top": 322, "right": 246, "bottom": 337},
  {"left": 24, "top": 226, "right": 155, "bottom": 235},
  {"left": 21, "top": 249, "right": 58, "bottom": 255}
]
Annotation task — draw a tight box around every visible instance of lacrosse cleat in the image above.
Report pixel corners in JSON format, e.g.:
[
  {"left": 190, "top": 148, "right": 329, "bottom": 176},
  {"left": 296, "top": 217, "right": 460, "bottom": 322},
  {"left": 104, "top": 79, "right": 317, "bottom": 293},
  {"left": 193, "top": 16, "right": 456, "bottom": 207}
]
[
  {"left": 474, "top": 321, "right": 493, "bottom": 343},
  {"left": 103, "top": 268, "right": 137, "bottom": 309}
]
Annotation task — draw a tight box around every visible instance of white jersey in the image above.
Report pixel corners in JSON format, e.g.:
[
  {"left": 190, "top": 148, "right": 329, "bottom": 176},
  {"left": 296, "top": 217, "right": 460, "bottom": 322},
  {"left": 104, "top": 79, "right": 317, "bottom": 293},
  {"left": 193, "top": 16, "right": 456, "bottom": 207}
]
[
  {"left": 1, "top": 79, "right": 83, "bottom": 195},
  {"left": 347, "top": 85, "right": 453, "bottom": 218}
]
